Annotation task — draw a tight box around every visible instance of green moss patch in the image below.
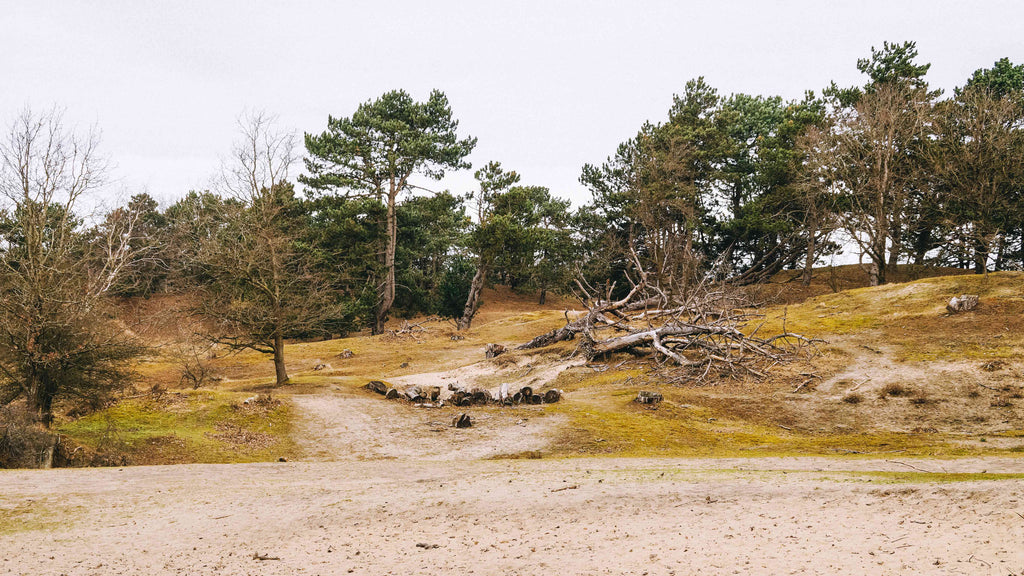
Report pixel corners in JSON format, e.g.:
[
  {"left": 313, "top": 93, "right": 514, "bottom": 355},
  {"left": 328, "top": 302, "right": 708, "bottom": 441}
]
[{"left": 57, "top": 391, "right": 296, "bottom": 465}]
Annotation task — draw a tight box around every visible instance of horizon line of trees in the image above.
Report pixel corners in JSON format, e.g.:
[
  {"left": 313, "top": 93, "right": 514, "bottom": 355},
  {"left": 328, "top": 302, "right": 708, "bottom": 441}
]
[{"left": 2, "top": 41, "right": 1023, "bottom": 425}]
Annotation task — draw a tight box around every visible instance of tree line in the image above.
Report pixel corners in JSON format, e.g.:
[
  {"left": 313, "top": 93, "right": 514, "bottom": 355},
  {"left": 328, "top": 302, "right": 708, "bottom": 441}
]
[{"left": 2, "top": 42, "right": 1022, "bottom": 425}]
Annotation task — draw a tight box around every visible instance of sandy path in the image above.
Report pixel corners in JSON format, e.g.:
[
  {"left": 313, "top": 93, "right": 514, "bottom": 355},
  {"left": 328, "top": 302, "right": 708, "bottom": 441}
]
[
  {"left": 290, "top": 356, "right": 578, "bottom": 461},
  {"left": 291, "top": 392, "right": 564, "bottom": 461},
  {"left": 2, "top": 457, "right": 1023, "bottom": 575}
]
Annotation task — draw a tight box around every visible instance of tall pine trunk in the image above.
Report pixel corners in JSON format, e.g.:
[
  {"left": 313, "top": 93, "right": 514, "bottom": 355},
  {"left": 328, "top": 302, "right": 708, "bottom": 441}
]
[{"left": 375, "top": 189, "right": 399, "bottom": 334}]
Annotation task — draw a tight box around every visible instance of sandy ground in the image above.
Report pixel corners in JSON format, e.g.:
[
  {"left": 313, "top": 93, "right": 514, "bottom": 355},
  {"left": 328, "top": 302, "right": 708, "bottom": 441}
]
[
  {"left": 2, "top": 457, "right": 1024, "bottom": 576},
  {"left": 291, "top": 392, "right": 563, "bottom": 461}
]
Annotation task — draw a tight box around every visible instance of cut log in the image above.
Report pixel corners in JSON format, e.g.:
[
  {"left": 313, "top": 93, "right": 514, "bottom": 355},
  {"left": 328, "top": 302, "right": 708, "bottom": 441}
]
[
  {"left": 512, "top": 392, "right": 523, "bottom": 404},
  {"left": 470, "top": 388, "right": 492, "bottom": 404},
  {"left": 366, "top": 380, "right": 388, "bottom": 395},
  {"left": 452, "top": 413, "right": 473, "bottom": 428},
  {"left": 404, "top": 386, "right": 425, "bottom": 403},
  {"left": 530, "top": 394, "right": 543, "bottom": 405},
  {"left": 635, "top": 390, "right": 663, "bottom": 404},
  {"left": 543, "top": 389, "right": 561, "bottom": 403},
  {"left": 519, "top": 386, "right": 533, "bottom": 398},
  {"left": 426, "top": 386, "right": 441, "bottom": 402},
  {"left": 485, "top": 343, "right": 506, "bottom": 358},
  {"left": 450, "top": 391, "right": 472, "bottom": 407},
  {"left": 385, "top": 387, "right": 400, "bottom": 400},
  {"left": 499, "top": 382, "right": 511, "bottom": 404},
  {"left": 947, "top": 294, "right": 979, "bottom": 314}
]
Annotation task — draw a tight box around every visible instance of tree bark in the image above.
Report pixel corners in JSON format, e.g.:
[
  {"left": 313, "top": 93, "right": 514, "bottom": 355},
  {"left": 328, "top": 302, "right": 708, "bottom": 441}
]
[
  {"left": 802, "top": 220, "right": 817, "bottom": 286},
  {"left": 972, "top": 229, "right": 989, "bottom": 274},
  {"left": 457, "top": 260, "right": 487, "bottom": 331},
  {"left": 273, "top": 333, "right": 289, "bottom": 385},
  {"left": 375, "top": 188, "right": 399, "bottom": 334}
]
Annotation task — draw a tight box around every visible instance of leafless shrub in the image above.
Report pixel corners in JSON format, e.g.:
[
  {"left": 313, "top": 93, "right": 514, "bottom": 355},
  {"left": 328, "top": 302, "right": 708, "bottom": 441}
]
[
  {"left": 879, "top": 383, "right": 914, "bottom": 398},
  {"left": 0, "top": 404, "right": 56, "bottom": 468},
  {"left": 841, "top": 393, "right": 864, "bottom": 404}
]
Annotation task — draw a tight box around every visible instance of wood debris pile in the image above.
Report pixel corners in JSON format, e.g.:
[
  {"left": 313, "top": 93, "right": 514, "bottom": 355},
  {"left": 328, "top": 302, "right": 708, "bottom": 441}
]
[
  {"left": 517, "top": 264, "right": 818, "bottom": 383},
  {"left": 363, "top": 380, "right": 562, "bottom": 407}
]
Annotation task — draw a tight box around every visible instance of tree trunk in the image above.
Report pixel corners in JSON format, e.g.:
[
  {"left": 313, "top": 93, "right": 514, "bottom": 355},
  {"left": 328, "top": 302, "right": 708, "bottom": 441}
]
[
  {"left": 912, "top": 227, "right": 930, "bottom": 266},
  {"left": 887, "top": 226, "right": 901, "bottom": 270},
  {"left": 802, "top": 220, "right": 817, "bottom": 287},
  {"left": 993, "top": 234, "right": 1006, "bottom": 271},
  {"left": 375, "top": 189, "right": 399, "bottom": 334},
  {"left": 273, "top": 333, "right": 289, "bottom": 385},
  {"left": 871, "top": 234, "right": 887, "bottom": 286},
  {"left": 972, "top": 231, "right": 989, "bottom": 274},
  {"left": 457, "top": 261, "right": 486, "bottom": 331},
  {"left": 28, "top": 371, "right": 56, "bottom": 428},
  {"left": 538, "top": 288, "right": 547, "bottom": 305}
]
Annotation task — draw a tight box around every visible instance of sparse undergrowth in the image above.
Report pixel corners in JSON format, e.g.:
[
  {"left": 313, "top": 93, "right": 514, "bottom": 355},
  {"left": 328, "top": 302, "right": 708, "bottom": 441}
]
[
  {"left": 37, "top": 271, "right": 1024, "bottom": 466},
  {"left": 56, "top": 391, "right": 296, "bottom": 465}
]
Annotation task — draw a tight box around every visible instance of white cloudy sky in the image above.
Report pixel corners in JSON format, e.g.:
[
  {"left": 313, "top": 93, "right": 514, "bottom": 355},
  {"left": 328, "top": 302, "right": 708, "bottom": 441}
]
[{"left": 4, "top": 1, "right": 1023, "bottom": 208}]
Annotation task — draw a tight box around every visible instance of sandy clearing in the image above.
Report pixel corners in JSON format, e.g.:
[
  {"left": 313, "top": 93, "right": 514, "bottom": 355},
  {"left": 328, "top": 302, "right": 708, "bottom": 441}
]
[
  {"left": 2, "top": 457, "right": 1023, "bottom": 576},
  {"left": 290, "top": 355, "right": 580, "bottom": 462},
  {"left": 291, "top": 392, "right": 564, "bottom": 461}
]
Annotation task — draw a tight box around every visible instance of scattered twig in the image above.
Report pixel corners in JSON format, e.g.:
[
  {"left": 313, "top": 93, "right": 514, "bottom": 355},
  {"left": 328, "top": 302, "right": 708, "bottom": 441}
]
[
  {"left": 848, "top": 377, "right": 871, "bottom": 392},
  {"left": 886, "top": 460, "right": 934, "bottom": 473},
  {"left": 968, "top": 555, "right": 991, "bottom": 568},
  {"left": 252, "top": 552, "right": 280, "bottom": 561},
  {"left": 551, "top": 484, "right": 579, "bottom": 492}
]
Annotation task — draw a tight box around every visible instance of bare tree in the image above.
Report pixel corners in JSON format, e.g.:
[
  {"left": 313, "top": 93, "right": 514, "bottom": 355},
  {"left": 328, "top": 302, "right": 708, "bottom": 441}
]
[
  {"left": 829, "top": 84, "right": 932, "bottom": 285},
  {"left": 793, "top": 125, "right": 840, "bottom": 285},
  {"left": 931, "top": 87, "right": 1024, "bottom": 273},
  {"left": 194, "top": 112, "right": 339, "bottom": 385},
  {"left": 0, "top": 108, "right": 143, "bottom": 425}
]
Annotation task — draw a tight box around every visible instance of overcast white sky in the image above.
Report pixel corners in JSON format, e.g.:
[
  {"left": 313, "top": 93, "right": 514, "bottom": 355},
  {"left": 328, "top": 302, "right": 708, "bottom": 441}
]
[{"left": 4, "top": 1, "right": 1023, "bottom": 209}]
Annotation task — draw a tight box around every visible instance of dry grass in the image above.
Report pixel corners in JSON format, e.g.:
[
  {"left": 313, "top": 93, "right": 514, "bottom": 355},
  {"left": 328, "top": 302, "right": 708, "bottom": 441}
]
[{"left": 47, "top": 271, "right": 1024, "bottom": 466}]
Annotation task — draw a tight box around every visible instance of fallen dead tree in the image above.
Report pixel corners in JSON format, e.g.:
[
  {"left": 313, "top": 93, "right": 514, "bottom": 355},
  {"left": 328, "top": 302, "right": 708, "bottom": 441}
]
[
  {"left": 363, "top": 380, "right": 562, "bottom": 408},
  {"left": 516, "top": 260, "right": 818, "bottom": 382}
]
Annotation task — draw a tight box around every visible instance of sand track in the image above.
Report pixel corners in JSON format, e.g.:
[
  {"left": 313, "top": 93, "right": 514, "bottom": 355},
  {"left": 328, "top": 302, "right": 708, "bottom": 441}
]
[{"left": 2, "top": 457, "right": 1023, "bottom": 575}]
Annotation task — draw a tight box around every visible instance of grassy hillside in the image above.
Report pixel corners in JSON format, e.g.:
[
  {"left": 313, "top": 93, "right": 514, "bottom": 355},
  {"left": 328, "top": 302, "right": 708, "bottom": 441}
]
[{"left": 37, "top": 269, "right": 1024, "bottom": 465}]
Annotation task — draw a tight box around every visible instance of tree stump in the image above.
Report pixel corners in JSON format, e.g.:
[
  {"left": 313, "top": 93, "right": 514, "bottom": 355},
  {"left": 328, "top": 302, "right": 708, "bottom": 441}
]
[
  {"left": 635, "top": 390, "right": 663, "bottom": 404},
  {"left": 400, "top": 385, "right": 428, "bottom": 403},
  {"left": 543, "top": 389, "right": 561, "bottom": 403},
  {"left": 947, "top": 294, "right": 979, "bottom": 314},
  {"left": 452, "top": 413, "right": 473, "bottom": 428},
  {"left": 470, "top": 388, "right": 492, "bottom": 404},
  {"left": 485, "top": 343, "right": 506, "bottom": 358},
  {"left": 366, "top": 380, "right": 388, "bottom": 395}
]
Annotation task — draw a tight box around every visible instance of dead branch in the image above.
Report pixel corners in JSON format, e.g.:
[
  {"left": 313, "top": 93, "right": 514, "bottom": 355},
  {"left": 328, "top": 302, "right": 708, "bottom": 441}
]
[{"left": 517, "top": 266, "right": 812, "bottom": 383}]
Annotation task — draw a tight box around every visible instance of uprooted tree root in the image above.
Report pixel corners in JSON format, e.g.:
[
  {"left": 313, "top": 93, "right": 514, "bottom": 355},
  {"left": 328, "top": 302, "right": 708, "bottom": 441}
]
[{"left": 517, "top": 272, "right": 820, "bottom": 383}]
